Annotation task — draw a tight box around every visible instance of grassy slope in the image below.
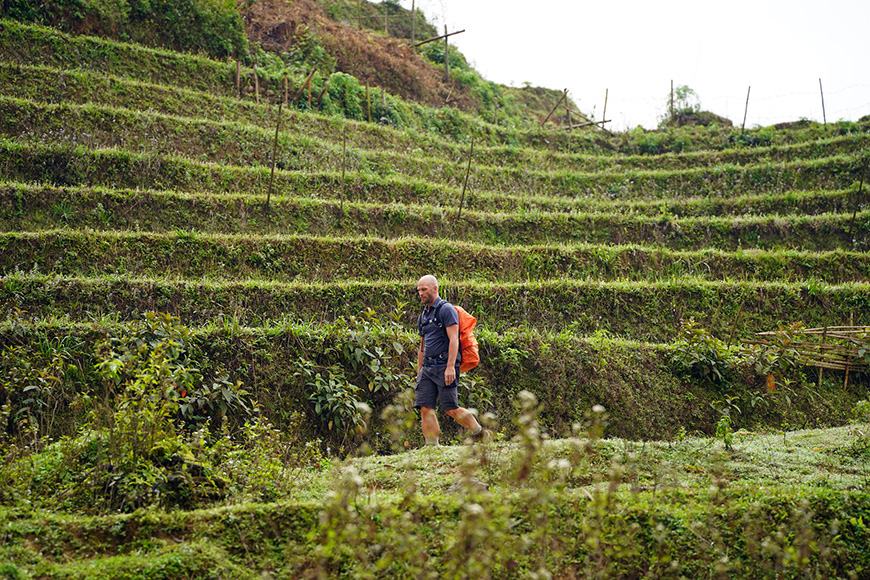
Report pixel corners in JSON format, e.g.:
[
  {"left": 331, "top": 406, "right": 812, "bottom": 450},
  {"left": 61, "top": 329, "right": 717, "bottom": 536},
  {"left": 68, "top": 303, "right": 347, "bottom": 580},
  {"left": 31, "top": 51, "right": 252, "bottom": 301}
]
[
  {"left": 1, "top": 10, "right": 870, "bottom": 580},
  {"left": 2, "top": 425, "right": 869, "bottom": 578}
]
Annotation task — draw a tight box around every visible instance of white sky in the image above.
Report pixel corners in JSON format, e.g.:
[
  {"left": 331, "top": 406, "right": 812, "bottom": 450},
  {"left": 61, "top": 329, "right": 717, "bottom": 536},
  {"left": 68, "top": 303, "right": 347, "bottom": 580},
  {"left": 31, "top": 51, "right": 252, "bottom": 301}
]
[{"left": 400, "top": 0, "right": 870, "bottom": 130}]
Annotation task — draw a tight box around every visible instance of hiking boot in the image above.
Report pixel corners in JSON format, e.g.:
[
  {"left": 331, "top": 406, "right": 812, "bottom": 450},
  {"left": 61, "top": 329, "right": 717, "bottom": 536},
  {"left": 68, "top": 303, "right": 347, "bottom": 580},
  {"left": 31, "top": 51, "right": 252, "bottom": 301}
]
[{"left": 470, "top": 428, "right": 492, "bottom": 444}]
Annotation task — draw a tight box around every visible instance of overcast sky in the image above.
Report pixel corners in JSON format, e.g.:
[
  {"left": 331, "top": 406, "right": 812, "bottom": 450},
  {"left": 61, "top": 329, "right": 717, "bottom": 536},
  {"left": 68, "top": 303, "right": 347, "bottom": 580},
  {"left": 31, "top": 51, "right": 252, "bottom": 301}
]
[{"left": 401, "top": 0, "right": 870, "bottom": 130}]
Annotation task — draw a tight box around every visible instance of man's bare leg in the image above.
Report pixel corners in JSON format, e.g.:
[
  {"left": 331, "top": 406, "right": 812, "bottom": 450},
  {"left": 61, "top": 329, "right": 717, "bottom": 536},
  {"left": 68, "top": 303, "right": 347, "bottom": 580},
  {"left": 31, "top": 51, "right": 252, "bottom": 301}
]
[
  {"left": 446, "top": 406, "right": 481, "bottom": 432},
  {"left": 421, "top": 406, "right": 441, "bottom": 445}
]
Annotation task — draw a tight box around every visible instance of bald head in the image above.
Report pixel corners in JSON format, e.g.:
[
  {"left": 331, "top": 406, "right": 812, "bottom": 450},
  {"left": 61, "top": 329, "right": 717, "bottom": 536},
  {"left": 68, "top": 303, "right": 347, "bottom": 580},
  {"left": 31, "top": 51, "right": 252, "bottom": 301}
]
[
  {"left": 418, "top": 275, "right": 438, "bottom": 288},
  {"left": 417, "top": 275, "right": 439, "bottom": 306}
]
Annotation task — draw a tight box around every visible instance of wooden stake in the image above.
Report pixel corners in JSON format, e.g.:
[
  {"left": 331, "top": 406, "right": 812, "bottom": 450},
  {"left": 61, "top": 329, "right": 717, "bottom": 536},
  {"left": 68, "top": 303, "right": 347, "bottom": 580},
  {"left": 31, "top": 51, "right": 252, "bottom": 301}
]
[
  {"left": 412, "top": 29, "right": 465, "bottom": 48},
  {"left": 384, "top": 1, "right": 389, "bottom": 35},
  {"left": 726, "top": 302, "right": 745, "bottom": 345},
  {"left": 849, "top": 163, "right": 866, "bottom": 241},
  {"left": 316, "top": 80, "right": 329, "bottom": 108},
  {"left": 340, "top": 128, "right": 347, "bottom": 216},
  {"left": 290, "top": 68, "right": 317, "bottom": 103},
  {"left": 742, "top": 86, "right": 751, "bottom": 132},
  {"left": 235, "top": 58, "right": 241, "bottom": 98},
  {"left": 845, "top": 314, "right": 854, "bottom": 389},
  {"left": 601, "top": 88, "right": 609, "bottom": 130},
  {"left": 563, "top": 119, "right": 610, "bottom": 130},
  {"left": 457, "top": 137, "right": 474, "bottom": 221},
  {"left": 818, "top": 326, "right": 827, "bottom": 389},
  {"left": 819, "top": 78, "right": 827, "bottom": 129},
  {"left": 254, "top": 63, "right": 260, "bottom": 104},
  {"left": 541, "top": 88, "right": 568, "bottom": 126},
  {"left": 410, "top": 0, "right": 416, "bottom": 45},
  {"left": 444, "top": 25, "right": 449, "bottom": 82},
  {"left": 283, "top": 73, "right": 288, "bottom": 107},
  {"left": 267, "top": 100, "right": 283, "bottom": 208}
]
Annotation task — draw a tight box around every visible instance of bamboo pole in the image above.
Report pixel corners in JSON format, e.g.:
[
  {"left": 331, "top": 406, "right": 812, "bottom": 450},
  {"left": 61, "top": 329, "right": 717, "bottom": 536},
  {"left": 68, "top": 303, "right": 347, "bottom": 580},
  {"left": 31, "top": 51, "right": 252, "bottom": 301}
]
[
  {"left": 290, "top": 69, "right": 317, "bottom": 103},
  {"left": 849, "top": 160, "right": 866, "bottom": 240},
  {"left": 563, "top": 119, "right": 610, "bottom": 130},
  {"left": 266, "top": 100, "right": 283, "bottom": 208},
  {"left": 601, "top": 88, "right": 609, "bottom": 130},
  {"left": 410, "top": 0, "right": 416, "bottom": 45},
  {"left": 283, "top": 74, "right": 288, "bottom": 107},
  {"left": 235, "top": 58, "right": 241, "bottom": 98},
  {"left": 316, "top": 80, "right": 329, "bottom": 108},
  {"left": 845, "top": 313, "right": 854, "bottom": 389},
  {"left": 818, "top": 326, "right": 827, "bottom": 389},
  {"left": 444, "top": 25, "right": 449, "bottom": 82},
  {"left": 457, "top": 137, "right": 475, "bottom": 221},
  {"left": 340, "top": 128, "right": 347, "bottom": 217},
  {"left": 254, "top": 63, "right": 260, "bottom": 104},
  {"left": 819, "top": 78, "right": 827, "bottom": 129},
  {"left": 726, "top": 302, "right": 745, "bottom": 345},
  {"left": 788, "top": 326, "right": 870, "bottom": 333},
  {"left": 742, "top": 86, "right": 751, "bottom": 131},
  {"left": 411, "top": 29, "right": 465, "bottom": 48},
  {"left": 541, "top": 89, "right": 568, "bottom": 127}
]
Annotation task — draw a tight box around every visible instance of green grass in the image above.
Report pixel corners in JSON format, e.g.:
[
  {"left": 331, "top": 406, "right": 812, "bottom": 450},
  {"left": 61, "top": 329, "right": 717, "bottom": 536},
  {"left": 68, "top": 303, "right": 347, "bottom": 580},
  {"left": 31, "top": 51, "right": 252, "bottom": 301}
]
[
  {"left": 2, "top": 423, "right": 869, "bottom": 578},
  {"left": 3, "top": 180, "right": 868, "bottom": 251},
  {"left": 2, "top": 271, "right": 869, "bottom": 341},
  {"left": 1, "top": 230, "right": 869, "bottom": 284},
  {"left": 0, "top": 18, "right": 254, "bottom": 95},
  {"left": 3, "top": 96, "right": 867, "bottom": 202},
  {"left": 3, "top": 63, "right": 868, "bottom": 173}
]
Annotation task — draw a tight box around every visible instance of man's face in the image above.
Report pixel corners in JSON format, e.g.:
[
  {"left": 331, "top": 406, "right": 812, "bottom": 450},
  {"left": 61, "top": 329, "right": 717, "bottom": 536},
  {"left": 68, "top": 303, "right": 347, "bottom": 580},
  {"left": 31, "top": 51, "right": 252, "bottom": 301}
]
[{"left": 417, "top": 280, "right": 436, "bottom": 305}]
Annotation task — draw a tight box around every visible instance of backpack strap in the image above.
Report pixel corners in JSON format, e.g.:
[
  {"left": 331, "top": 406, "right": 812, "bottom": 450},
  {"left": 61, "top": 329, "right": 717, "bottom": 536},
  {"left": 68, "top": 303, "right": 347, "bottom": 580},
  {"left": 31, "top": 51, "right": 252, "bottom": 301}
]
[
  {"left": 431, "top": 300, "right": 447, "bottom": 328},
  {"left": 418, "top": 298, "right": 446, "bottom": 334}
]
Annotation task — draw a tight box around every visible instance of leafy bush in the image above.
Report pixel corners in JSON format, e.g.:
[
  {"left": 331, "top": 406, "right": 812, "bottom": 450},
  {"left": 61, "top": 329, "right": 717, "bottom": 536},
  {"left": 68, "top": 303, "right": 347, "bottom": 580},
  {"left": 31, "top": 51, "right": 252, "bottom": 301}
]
[
  {"left": 671, "top": 318, "right": 738, "bottom": 383},
  {"left": 0, "top": 312, "right": 337, "bottom": 511},
  {"left": 95, "top": 311, "right": 253, "bottom": 431},
  {"left": 0, "top": 341, "right": 78, "bottom": 445},
  {"left": 742, "top": 322, "right": 806, "bottom": 380},
  {"left": 297, "top": 358, "right": 368, "bottom": 444},
  {"left": 322, "top": 72, "right": 366, "bottom": 120},
  {"left": 4, "top": 0, "right": 247, "bottom": 58}
]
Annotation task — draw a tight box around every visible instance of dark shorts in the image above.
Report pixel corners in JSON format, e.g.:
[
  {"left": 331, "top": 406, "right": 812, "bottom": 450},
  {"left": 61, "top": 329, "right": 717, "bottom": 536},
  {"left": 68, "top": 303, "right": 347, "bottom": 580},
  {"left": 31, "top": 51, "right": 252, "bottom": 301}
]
[{"left": 414, "top": 365, "right": 460, "bottom": 411}]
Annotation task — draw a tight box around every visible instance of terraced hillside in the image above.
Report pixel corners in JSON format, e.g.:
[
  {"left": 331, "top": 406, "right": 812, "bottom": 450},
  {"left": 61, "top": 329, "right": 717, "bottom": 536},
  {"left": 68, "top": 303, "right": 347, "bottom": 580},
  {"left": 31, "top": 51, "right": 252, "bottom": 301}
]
[
  {"left": 1, "top": 19, "right": 869, "bottom": 451},
  {"left": 3, "top": 13, "right": 870, "bottom": 580}
]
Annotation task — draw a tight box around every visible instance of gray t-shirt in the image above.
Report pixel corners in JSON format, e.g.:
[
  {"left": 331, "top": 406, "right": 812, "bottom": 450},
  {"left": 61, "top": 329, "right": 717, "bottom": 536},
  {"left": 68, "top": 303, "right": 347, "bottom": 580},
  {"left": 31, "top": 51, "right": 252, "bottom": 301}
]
[{"left": 418, "top": 299, "right": 460, "bottom": 362}]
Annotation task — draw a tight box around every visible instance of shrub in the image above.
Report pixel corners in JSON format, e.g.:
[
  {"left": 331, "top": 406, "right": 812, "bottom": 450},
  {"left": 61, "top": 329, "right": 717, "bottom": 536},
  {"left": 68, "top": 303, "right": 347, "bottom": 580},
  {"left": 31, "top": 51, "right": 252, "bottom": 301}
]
[
  {"left": 671, "top": 318, "right": 738, "bottom": 383},
  {"left": 4, "top": 0, "right": 247, "bottom": 58}
]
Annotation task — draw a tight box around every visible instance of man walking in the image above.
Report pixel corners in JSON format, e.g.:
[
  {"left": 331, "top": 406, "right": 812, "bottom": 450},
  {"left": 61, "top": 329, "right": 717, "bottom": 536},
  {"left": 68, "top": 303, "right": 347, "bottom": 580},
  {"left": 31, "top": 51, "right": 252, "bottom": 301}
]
[{"left": 415, "top": 275, "right": 489, "bottom": 446}]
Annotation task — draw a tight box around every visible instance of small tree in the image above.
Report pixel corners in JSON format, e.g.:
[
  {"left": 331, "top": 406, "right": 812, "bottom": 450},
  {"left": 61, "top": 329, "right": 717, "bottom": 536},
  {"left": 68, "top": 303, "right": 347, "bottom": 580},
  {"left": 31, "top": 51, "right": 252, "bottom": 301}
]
[{"left": 660, "top": 84, "right": 701, "bottom": 127}]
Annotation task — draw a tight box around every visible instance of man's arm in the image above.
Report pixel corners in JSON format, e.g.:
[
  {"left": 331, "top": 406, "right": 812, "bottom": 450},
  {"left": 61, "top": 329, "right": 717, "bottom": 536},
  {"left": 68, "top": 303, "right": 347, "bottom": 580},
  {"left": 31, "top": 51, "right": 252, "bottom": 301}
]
[
  {"left": 444, "top": 323, "right": 459, "bottom": 385},
  {"left": 417, "top": 337, "right": 425, "bottom": 373}
]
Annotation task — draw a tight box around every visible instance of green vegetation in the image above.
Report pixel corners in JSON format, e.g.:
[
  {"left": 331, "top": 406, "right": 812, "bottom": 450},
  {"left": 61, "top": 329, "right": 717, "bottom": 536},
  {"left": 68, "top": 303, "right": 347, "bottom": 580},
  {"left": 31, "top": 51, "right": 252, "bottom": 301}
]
[
  {"left": 2, "top": 230, "right": 869, "bottom": 283},
  {"left": 0, "top": 6, "right": 869, "bottom": 578},
  {"left": 2, "top": 0, "right": 247, "bottom": 57}
]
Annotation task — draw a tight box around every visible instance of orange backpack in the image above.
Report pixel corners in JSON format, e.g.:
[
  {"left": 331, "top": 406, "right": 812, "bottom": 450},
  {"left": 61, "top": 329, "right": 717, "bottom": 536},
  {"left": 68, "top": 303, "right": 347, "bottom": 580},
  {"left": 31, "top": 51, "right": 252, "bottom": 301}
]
[
  {"left": 454, "top": 305, "right": 480, "bottom": 373},
  {"left": 419, "top": 301, "right": 480, "bottom": 373}
]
